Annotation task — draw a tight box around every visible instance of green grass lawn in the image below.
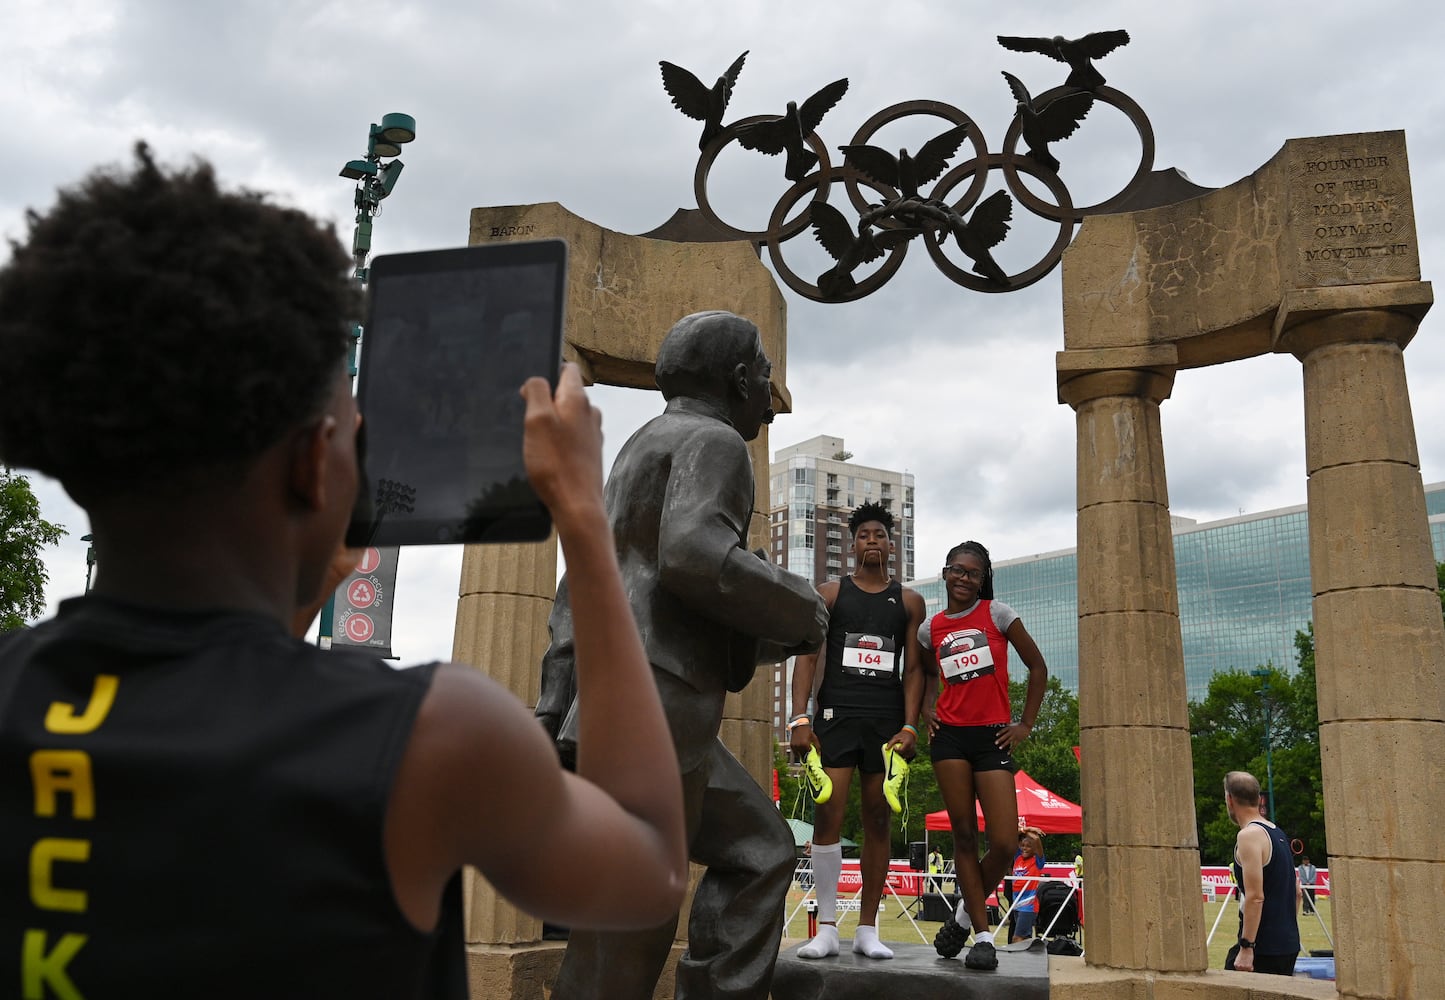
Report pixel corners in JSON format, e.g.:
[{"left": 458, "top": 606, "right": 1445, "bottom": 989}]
[{"left": 782, "top": 886, "right": 1335, "bottom": 970}]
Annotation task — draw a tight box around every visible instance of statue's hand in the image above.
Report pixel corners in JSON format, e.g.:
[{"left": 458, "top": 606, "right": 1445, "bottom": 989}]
[{"left": 800, "top": 592, "right": 829, "bottom": 650}]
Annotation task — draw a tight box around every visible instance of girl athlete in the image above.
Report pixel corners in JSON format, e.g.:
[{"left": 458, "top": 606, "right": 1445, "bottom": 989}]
[{"left": 922, "top": 540, "right": 1047, "bottom": 970}]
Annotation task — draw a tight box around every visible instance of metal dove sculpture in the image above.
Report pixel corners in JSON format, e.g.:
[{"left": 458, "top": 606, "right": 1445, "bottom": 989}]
[
  {"left": 809, "top": 201, "right": 884, "bottom": 298},
  {"left": 996, "top": 30, "right": 1131, "bottom": 91},
  {"left": 947, "top": 189, "right": 1013, "bottom": 287},
  {"left": 734, "top": 78, "right": 850, "bottom": 182},
  {"left": 839, "top": 122, "right": 972, "bottom": 202},
  {"left": 659, "top": 51, "right": 749, "bottom": 150},
  {"left": 1001, "top": 71, "right": 1093, "bottom": 174}
]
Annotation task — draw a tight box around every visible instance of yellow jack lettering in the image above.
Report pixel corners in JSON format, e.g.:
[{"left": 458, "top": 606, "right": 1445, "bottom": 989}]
[
  {"left": 44, "top": 675, "right": 119, "bottom": 735},
  {"left": 30, "top": 751, "right": 94, "bottom": 820},
  {"left": 22, "top": 929, "right": 87, "bottom": 1000},
  {"left": 30, "top": 839, "right": 90, "bottom": 913}
]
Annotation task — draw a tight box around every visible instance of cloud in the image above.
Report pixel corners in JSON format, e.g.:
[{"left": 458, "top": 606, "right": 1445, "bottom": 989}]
[{"left": 7, "top": 0, "right": 1445, "bottom": 670}]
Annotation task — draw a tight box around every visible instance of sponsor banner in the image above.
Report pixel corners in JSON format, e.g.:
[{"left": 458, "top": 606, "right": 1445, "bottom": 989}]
[
  {"left": 827, "top": 861, "right": 1079, "bottom": 904},
  {"left": 1200, "top": 865, "right": 1331, "bottom": 899},
  {"left": 820, "top": 861, "right": 1331, "bottom": 906},
  {"left": 332, "top": 546, "right": 399, "bottom": 658},
  {"left": 836, "top": 861, "right": 928, "bottom": 896}
]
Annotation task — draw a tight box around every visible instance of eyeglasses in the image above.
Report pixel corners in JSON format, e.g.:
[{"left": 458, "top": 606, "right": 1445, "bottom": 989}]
[{"left": 942, "top": 565, "right": 984, "bottom": 581}]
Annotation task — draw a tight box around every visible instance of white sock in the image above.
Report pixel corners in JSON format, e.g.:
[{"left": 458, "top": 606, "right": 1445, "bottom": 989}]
[
  {"left": 973, "top": 929, "right": 995, "bottom": 945},
  {"left": 798, "top": 923, "right": 839, "bottom": 959},
  {"left": 852, "top": 923, "right": 894, "bottom": 959},
  {"left": 810, "top": 843, "right": 843, "bottom": 924}
]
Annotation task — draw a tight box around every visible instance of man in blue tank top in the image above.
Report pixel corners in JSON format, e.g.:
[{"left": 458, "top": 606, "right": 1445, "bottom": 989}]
[
  {"left": 790, "top": 501, "right": 927, "bottom": 960},
  {"left": 1224, "top": 771, "right": 1300, "bottom": 976}
]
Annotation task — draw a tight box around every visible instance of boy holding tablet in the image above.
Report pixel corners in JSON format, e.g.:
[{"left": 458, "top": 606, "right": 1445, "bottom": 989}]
[{"left": 0, "top": 145, "right": 687, "bottom": 997}]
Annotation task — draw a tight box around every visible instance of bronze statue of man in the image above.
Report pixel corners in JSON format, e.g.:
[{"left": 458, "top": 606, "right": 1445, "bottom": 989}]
[{"left": 538, "top": 310, "right": 828, "bottom": 1000}]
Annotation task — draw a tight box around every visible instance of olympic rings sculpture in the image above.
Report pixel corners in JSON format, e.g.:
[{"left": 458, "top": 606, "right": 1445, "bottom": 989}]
[{"left": 658, "top": 32, "right": 1157, "bottom": 302}]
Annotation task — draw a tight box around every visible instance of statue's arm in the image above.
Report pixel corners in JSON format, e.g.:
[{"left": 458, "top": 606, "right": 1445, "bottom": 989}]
[
  {"left": 536, "top": 575, "right": 575, "bottom": 746},
  {"left": 657, "top": 429, "right": 825, "bottom": 649}
]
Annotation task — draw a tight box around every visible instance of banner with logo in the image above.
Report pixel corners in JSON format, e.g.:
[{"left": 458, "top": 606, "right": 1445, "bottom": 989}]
[{"left": 331, "top": 546, "right": 400, "bottom": 659}]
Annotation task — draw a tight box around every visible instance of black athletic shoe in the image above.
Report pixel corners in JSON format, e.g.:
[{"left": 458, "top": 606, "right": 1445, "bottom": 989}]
[
  {"left": 964, "top": 939, "right": 998, "bottom": 970},
  {"left": 934, "top": 916, "right": 968, "bottom": 958}
]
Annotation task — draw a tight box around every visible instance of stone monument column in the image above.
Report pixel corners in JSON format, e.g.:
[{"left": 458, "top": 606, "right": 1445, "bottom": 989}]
[
  {"left": 1057, "top": 346, "right": 1208, "bottom": 973},
  {"left": 450, "top": 202, "right": 790, "bottom": 999},
  {"left": 452, "top": 539, "right": 558, "bottom": 990},
  {"left": 1273, "top": 285, "right": 1443, "bottom": 1000}
]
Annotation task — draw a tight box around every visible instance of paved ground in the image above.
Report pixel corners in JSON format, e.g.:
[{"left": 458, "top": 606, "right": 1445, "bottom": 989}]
[{"left": 771, "top": 938, "right": 1049, "bottom": 1000}]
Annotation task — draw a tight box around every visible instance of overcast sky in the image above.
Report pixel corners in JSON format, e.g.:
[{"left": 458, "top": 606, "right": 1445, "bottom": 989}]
[{"left": 10, "top": 0, "right": 1445, "bottom": 665}]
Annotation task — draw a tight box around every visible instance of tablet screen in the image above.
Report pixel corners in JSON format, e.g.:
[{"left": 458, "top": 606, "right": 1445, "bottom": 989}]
[{"left": 353, "top": 240, "right": 567, "bottom": 545}]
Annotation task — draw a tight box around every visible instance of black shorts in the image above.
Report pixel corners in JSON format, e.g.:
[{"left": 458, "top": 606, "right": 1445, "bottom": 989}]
[
  {"left": 930, "top": 723, "right": 1016, "bottom": 773},
  {"left": 1224, "top": 947, "right": 1296, "bottom": 976},
  {"left": 814, "top": 714, "right": 900, "bottom": 774}
]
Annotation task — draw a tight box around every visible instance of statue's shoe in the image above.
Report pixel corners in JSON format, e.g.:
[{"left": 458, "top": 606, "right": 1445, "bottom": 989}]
[
  {"left": 964, "top": 939, "right": 998, "bottom": 971},
  {"left": 934, "top": 915, "right": 968, "bottom": 958}
]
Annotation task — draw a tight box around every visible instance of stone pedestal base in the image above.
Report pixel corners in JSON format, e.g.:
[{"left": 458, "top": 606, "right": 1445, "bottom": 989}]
[
  {"left": 771, "top": 940, "right": 1048, "bottom": 1000},
  {"left": 463, "top": 941, "right": 683, "bottom": 999},
  {"left": 1048, "top": 957, "right": 1338, "bottom": 1000}
]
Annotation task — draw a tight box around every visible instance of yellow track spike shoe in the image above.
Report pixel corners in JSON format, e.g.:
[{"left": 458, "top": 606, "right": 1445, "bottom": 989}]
[
  {"left": 882, "top": 741, "right": 910, "bottom": 814},
  {"left": 804, "top": 745, "right": 832, "bottom": 805}
]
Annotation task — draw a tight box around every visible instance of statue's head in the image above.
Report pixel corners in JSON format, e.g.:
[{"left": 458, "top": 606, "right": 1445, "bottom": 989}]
[{"left": 655, "top": 310, "right": 774, "bottom": 441}]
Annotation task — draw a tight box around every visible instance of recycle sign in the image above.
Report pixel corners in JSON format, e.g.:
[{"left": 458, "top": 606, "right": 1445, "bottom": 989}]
[{"left": 335, "top": 546, "right": 392, "bottom": 652}]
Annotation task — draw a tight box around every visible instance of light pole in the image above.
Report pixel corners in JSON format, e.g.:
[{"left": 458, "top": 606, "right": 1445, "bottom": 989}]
[
  {"left": 81, "top": 534, "right": 95, "bottom": 593},
  {"left": 336, "top": 112, "right": 417, "bottom": 369},
  {"left": 317, "top": 113, "right": 416, "bottom": 648},
  {"left": 1251, "top": 666, "right": 1277, "bottom": 819}
]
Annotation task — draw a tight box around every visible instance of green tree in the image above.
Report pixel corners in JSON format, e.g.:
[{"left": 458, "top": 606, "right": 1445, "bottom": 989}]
[
  {"left": 0, "top": 469, "right": 66, "bottom": 633},
  {"left": 778, "top": 673, "right": 1083, "bottom": 862},
  {"left": 1008, "top": 675, "right": 1082, "bottom": 862},
  {"left": 1436, "top": 560, "right": 1444, "bottom": 624},
  {"left": 904, "top": 676, "right": 1081, "bottom": 862},
  {"left": 776, "top": 742, "right": 807, "bottom": 830},
  {"left": 1189, "top": 627, "right": 1324, "bottom": 865}
]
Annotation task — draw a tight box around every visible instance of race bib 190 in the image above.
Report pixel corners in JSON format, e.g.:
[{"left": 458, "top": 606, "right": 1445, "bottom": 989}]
[{"left": 939, "top": 628, "right": 995, "bottom": 683}]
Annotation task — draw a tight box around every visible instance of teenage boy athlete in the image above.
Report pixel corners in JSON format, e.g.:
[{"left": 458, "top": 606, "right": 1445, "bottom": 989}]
[
  {"left": 0, "top": 145, "right": 688, "bottom": 998},
  {"left": 790, "top": 501, "right": 927, "bottom": 960}
]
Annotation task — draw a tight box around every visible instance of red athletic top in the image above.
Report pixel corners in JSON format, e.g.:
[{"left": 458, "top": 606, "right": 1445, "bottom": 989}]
[
  {"left": 929, "top": 600, "right": 1011, "bottom": 726},
  {"left": 1010, "top": 854, "right": 1046, "bottom": 911}
]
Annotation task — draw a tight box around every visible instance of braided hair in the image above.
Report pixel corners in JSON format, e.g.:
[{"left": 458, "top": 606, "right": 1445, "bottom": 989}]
[{"left": 944, "top": 539, "right": 994, "bottom": 599}]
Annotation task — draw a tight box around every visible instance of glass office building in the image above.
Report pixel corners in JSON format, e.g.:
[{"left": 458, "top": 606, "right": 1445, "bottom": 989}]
[{"left": 908, "top": 482, "right": 1445, "bottom": 701}]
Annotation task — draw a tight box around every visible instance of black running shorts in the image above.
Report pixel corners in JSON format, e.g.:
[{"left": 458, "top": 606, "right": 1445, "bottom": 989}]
[
  {"left": 814, "top": 714, "right": 901, "bottom": 774},
  {"left": 930, "top": 723, "right": 1016, "bottom": 773}
]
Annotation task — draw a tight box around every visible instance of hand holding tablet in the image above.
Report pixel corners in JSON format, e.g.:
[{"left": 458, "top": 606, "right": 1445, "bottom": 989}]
[{"left": 350, "top": 239, "right": 568, "bottom": 546}]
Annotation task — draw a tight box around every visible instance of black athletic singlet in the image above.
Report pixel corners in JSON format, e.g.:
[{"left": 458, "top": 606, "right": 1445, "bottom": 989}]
[
  {"left": 817, "top": 578, "right": 909, "bottom": 718},
  {"left": 1232, "top": 820, "right": 1302, "bottom": 957},
  {"left": 0, "top": 595, "right": 465, "bottom": 998}
]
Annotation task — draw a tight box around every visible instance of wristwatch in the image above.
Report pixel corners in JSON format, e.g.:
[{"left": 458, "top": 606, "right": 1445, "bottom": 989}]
[{"left": 1237, "top": 937, "right": 1255, "bottom": 949}]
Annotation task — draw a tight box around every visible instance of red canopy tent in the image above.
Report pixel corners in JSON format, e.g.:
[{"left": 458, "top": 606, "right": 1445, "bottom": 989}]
[{"left": 924, "top": 769, "right": 1082, "bottom": 834}]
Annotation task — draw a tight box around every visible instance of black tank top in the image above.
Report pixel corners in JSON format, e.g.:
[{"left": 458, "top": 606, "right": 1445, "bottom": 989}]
[
  {"left": 1232, "top": 820, "right": 1302, "bottom": 957},
  {"left": 817, "top": 578, "right": 908, "bottom": 718},
  {"left": 0, "top": 596, "right": 465, "bottom": 998}
]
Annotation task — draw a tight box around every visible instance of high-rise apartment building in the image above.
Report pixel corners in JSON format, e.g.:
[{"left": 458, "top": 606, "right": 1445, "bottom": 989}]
[
  {"left": 905, "top": 482, "right": 1445, "bottom": 702},
  {"left": 764, "top": 435, "right": 916, "bottom": 743},
  {"left": 766, "top": 435, "right": 916, "bottom": 585}
]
